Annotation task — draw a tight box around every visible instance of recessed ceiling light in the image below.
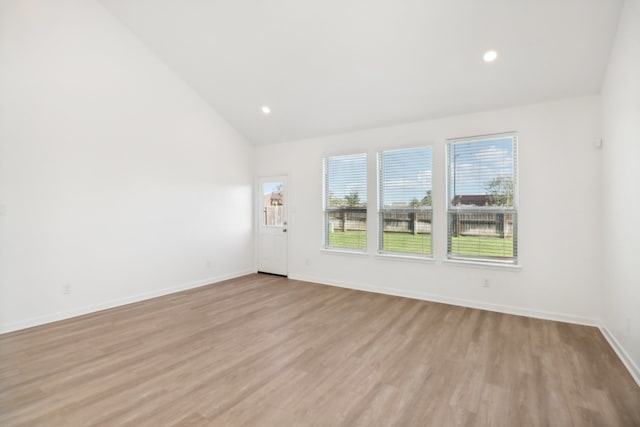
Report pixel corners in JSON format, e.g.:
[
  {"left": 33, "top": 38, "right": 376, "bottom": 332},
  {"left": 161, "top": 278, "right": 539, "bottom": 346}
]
[
  {"left": 483, "top": 50, "right": 498, "bottom": 62},
  {"left": 261, "top": 106, "right": 271, "bottom": 115}
]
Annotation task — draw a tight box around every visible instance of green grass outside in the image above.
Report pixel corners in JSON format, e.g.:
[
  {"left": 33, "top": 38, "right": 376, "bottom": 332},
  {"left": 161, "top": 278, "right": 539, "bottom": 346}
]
[
  {"left": 384, "top": 232, "right": 431, "bottom": 255},
  {"left": 328, "top": 231, "right": 513, "bottom": 257},
  {"left": 328, "top": 230, "right": 367, "bottom": 250},
  {"left": 451, "top": 235, "right": 514, "bottom": 257}
]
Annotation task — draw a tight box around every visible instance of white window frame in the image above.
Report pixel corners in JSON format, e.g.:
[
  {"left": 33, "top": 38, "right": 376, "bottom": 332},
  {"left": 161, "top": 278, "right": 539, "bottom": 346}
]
[
  {"left": 446, "top": 133, "right": 518, "bottom": 265},
  {"left": 377, "top": 145, "right": 433, "bottom": 258},
  {"left": 322, "top": 153, "right": 368, "bottom": 253}
]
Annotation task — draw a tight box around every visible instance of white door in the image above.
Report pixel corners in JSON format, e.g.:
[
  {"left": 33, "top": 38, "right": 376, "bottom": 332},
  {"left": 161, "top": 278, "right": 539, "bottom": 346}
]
[{"left": 258, "top": 176, "right": 288, "bottom": 276}]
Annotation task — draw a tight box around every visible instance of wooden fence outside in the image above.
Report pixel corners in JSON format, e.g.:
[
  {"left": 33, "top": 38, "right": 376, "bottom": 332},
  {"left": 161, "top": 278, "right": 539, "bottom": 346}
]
[
  {"left": 264, "top": 206, "right": 284, "bottom": 227},
  {"left": 449, "top": 211, "right": 515, "bottom": 238},
  {"left": 327, "top": 208, "right": 514, "bottom": 238},
  {"left": 327, "top": 208, "right": 367, "bottom": 232},
  {"left": 327, "top": 208, "right": 432, "bottom": 234},
  {"left": 382, "top": 210, "right": 432, "bottom": 234}
]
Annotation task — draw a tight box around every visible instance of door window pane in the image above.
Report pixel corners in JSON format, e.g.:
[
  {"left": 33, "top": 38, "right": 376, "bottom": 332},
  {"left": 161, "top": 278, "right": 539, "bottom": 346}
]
[{"left": 263, "top": 182, "right": 284, "bottom": 227}]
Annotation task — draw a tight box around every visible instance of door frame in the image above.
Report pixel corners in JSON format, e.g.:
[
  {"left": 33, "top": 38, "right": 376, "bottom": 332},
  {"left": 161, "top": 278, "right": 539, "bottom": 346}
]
[{"left": 256, "top": 174, "right": 289, "bottom": 276}]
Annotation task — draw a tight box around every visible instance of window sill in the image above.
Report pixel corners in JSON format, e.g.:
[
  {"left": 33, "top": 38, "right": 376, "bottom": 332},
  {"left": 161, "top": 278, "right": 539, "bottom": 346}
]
[
  {"left": 443, "top": 258, "right": 522, "bottom": 271},
  {"left": 321, "top": 248, "right": 369, "bottom": 257},
  {"left": 376, "top": 253, "right": 435, "bottom": 263}
]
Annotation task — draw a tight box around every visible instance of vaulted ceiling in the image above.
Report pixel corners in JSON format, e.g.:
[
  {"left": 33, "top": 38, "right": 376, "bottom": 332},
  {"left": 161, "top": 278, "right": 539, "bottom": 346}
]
[{"left": 99, "top": 0, "right": 623, "bottom": 144}]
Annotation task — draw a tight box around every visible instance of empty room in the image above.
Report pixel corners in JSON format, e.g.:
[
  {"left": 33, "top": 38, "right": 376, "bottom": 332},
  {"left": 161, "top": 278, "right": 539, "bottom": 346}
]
[{"left": 1, "top": 0, "right": 639, "bottom": 425}]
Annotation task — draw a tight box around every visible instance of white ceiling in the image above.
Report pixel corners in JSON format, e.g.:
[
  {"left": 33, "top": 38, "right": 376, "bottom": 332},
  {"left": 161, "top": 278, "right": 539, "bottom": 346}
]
[{"left": 99, "top": 0, "right": 623, "bottom": 145}]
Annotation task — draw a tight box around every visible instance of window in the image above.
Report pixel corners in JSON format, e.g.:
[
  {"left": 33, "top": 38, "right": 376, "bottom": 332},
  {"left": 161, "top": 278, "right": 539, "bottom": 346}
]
[
  {"left": 323, "top": 153, "right": 368, "bottom": 251},
  {"left": 262, "top": 181, "right": 284, "bottom": 227},
  {"left": 447, "top": 134, "right": 517, "bottom": 264},
  {"left": 378, "top": 146, "right": 433, "bottom": 256}
]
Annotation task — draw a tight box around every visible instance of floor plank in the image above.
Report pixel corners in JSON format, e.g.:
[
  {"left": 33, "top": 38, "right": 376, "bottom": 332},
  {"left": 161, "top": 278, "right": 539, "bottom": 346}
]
[{"left": 1, "top": 273, "right": 638, "bottom": 426}]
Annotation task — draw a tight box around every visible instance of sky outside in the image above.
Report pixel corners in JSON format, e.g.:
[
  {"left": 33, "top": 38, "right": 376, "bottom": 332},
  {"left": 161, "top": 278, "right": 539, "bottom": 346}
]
[
  {"left": 326, "top": 153, "right": 368, "bottom": 203},
  {"left": 292, "top": 137, "right": 514, "bottom": 204},
  {"left": 448, "top": 137, "right": 514, "bottom": 198},
  {"left": 325, "top": 148, "right": 433, "bottom": 206},
  {"left": 263, "top": 182, "right": 283, "bottom": 195},
  {"left": 381, "top": 146, "right": 432, "bottom": 205}
]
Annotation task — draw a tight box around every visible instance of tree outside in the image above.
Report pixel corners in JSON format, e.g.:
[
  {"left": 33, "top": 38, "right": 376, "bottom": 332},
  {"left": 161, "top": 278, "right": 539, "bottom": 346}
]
[
  {"left": 421, "top": 190, "right": 432, "bottom": 207},
  {"left": 344, "top": 191, "right": 362, "bottom": 207},
  {"left": 485, "top": 177, "right": 514, "bottom": 206}
]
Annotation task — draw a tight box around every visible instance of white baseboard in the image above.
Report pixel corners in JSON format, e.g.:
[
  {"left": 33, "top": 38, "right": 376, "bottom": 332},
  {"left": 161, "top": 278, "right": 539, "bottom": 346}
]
[
  {"left": 599, "top": 325, "right": 640, "bottom": 388},
  {"left": 0, "top": 269, "right": 255, "bottom": 334},
  {"left": 288, "top": 273, "right": 600, "bottom": 327}
]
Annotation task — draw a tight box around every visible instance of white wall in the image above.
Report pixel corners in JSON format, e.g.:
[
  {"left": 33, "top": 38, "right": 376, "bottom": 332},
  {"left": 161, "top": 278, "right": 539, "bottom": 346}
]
[
  {"left": 0, "top": 0, "right": 624, "bottom": 360},
  {"left": 601, "top": 0, "right": 640, "bottom": 379},
  {"left": 256, "top": 96, "right": 603, "bottom": 324},
  {"left": 0, "top": 0, "right": 255, "bottom": 332}
]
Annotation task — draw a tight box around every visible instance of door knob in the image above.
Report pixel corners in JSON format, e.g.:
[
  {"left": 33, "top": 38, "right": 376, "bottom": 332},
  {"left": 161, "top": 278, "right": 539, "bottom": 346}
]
[{"left": 283, "top": 228, "right": 287, "bottom": 232}]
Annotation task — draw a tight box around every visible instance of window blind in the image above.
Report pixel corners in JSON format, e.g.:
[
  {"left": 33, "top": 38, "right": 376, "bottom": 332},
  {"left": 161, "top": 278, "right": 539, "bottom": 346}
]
[
  {"left": 323, "top": 153, "right": 368, "bottom": 251},
  {"left": 378, "top": 146, "right": 433, "bottom": 255},
  {"left": 447, "top": 135, "right": 518, "bottom": 264}
]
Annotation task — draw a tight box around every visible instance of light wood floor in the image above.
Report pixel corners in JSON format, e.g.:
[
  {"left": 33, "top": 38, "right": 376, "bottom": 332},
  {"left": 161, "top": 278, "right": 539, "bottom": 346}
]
[{"left": 1, "top": 274, "right": 639, "bottom": 426}]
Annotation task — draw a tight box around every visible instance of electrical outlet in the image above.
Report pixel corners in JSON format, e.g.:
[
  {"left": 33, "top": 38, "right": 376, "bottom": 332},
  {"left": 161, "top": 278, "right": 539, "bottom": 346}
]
[
  {"left": 206, "top": 261, "right": 212, "bottom": 269},
  {"left": 62, "top": 284, "right": 71, "bottom": 295},
  {"left": 305, "top": 258, "right": 310, "bottom": 266},
  {"left": 483, "top": 279, "right": 491, "bottom": 288}
]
